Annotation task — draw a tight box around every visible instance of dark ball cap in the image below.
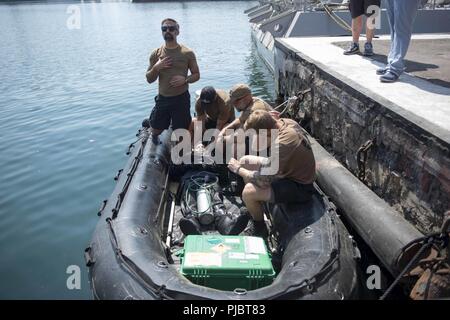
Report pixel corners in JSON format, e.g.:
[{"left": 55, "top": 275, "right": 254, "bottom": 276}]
[{"left": 200, "top": 86, "right": 217, "bottom": 105}]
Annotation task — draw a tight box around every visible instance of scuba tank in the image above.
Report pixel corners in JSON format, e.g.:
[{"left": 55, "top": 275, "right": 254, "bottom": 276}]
[{"left": 178, "top": 171, "right": 249, "bottom": 235}]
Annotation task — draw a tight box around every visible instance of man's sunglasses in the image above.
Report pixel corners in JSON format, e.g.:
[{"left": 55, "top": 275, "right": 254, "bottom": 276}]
[{"left": 161, "top": 26, "right": 177, "bottom": 32}]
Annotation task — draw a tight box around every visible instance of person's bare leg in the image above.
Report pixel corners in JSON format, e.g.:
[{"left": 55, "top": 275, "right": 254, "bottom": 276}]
[
  {"left": 189, "top": 118, "right": 204, "bottom": 147},
  {"left": 366, "top": 18, "right": 375, "bottom": 43},
  {"left": 241, "top": 183, "right": 271, "bottom": 221},
  {"left": 352, "top": 16, "right": 363, "bottom": 43},
  {"left": 188, "top": 119, "right": 195, "bottom": 139}
]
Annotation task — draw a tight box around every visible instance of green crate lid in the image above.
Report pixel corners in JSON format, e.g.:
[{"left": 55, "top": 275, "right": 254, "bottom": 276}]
[{"left": 180, "top": 235, "right": 275, "bottom": 276}]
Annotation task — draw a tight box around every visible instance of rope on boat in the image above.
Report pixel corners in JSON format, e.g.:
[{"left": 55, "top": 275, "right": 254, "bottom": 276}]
[
  {"left": 319, "top": 1, "right": 352, "bottom": 33},
  {"left": 106, "top": 217, "right": 174, "bottom": 300},
  {"left": 275, "top": 88, "right": 312, "bottom": 117},
  {"left": 112, "top": 129, "right": 148, "bottom": 219}
]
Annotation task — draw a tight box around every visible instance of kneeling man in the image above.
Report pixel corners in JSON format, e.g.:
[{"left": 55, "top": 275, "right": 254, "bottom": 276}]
[{"left": 227, "top": 110, "right": 316, "bottom": 238}]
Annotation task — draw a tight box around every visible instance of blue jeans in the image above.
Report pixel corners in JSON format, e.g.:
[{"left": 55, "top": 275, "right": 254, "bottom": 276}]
[{"left": 385, "top": 0, "right": 420, "bottom": 76}]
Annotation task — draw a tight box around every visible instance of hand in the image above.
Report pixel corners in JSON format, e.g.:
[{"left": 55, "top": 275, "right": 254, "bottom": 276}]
[
  {"left": 155, "top": 56, "right": 172, "bottom": 71},
  {"left": 217, "top": 127, "right": 228, "bottom": 140},
  {"left": 193, "top": 142, "right": 204, "bottom": 153},
  {"left": 269, "top": 110, "right": 280, "bottom": 120},
  {"left": 228, "top": 158, "right": 240, "bottom": 174},
  {"left": 169, "top": 75, "right": 187, "bottom": 87},
  {"left": 215, "top": 130, "right": 227, "bottom": 147}
]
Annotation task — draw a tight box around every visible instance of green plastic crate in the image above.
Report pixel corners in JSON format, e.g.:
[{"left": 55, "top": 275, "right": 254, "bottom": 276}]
[{"left": 179, "top": 235, "right": 275, "bottom": 291}]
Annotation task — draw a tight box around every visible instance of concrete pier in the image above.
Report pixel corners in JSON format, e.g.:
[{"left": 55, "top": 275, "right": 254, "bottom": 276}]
[{"left": 274, "top": 34, "right": 450, "bottom": 233}]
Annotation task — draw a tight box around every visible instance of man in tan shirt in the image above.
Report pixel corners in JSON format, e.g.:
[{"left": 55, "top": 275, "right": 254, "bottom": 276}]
[
  {"left": 216, "top": 84, "right": 274, "bottom": 159},
  {"left": 146, "top": 18, "right": 200, "bottom": 143},
  {"left": 218, "top": 84, "right": 272, "bottom": 138},
  {"left": 190, "top": 86, "right": 235, "bottom": 136},
  {"left": 227, "top": 110, "right": 316, "bottom": 238}
]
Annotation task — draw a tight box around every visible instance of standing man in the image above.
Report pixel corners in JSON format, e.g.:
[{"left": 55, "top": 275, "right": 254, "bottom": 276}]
[
  {"left": 378, "top": 0, "right": 421, "bottom": 82},
  {"left": 344, "top": 0, "right": 381, "bottom": 56},
  {"left": 146, "top": 18, "right": 200, "bottom": 143}
]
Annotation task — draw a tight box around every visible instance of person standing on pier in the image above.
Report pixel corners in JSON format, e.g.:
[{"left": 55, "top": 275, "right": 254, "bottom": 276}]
[
  {"left": 146, "top": 18, "right": 200, "bottom": 143},
  {"left": 378, "top": 0, "right": 421, "bottom": 83},
  {"left": 344, "top": 0, "right": 381, "bottom": 56}
]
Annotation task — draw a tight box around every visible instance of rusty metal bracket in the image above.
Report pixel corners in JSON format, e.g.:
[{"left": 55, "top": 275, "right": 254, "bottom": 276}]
[
  {"left": 393, "top": 212, "right": 450, "bottom": 299},
  {"left": 97, "top": 199, "right": 107, "bottom": 217},
  {"left": 296, "top": 88, "right": 312, "bottom": 99},
  {"left": 410, "top": 267, "right": 450, "bottom": 300},
  {"left": 84, "top": 246, "right": 95, "bottom": 267},
  {"left": 276, "top": 88, "right": 312, "bottom": 121},
  {"left": 356, "top": 139, "right": 374, "bottom": 182}
]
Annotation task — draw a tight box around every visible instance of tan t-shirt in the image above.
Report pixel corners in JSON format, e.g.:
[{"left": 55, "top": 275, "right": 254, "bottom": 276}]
[
  {"left": 195, "top": 89, "right": 235, "bottom": 123},
  {"left": 239, "top": 97, "right": 272, "bottom": 124},
  {"left": 148, "top": 44, "right": 196, "bottom": 97},
  {"left": 274, "top": 119, "right": 316, "bottom": 184}
]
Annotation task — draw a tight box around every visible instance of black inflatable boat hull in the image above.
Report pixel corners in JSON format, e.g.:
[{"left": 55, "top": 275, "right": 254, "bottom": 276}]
[{"left": 86, "top": 129, "right": 361, "bottom": 300}]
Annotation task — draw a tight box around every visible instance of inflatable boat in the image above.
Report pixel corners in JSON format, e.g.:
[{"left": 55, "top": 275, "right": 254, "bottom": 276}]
[{"left": 85, "top": 124, "right": 362, "bottom": 300}]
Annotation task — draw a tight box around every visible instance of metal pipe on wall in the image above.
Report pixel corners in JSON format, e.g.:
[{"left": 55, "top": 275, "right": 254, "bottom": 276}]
[{"left": 310, "top": 136, "right": 424, "bottom": 276}]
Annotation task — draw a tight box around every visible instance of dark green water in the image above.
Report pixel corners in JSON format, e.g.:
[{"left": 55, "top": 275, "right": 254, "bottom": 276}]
[{"left": 0, "top": 1, "right": 274, "bottom": 299}]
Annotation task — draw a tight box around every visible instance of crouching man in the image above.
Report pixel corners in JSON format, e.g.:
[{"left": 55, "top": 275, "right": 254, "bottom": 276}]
[
  {"left": 189, "top": 86, "right": 235, "bottom": 148},
  {"left": 215, "top": 83, "right": 273, "bottom": 161},
  {"left": 227, "top": 110, "right": 316, "bottom": 238}
]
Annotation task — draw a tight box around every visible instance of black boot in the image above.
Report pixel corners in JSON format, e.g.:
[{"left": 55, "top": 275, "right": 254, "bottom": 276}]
[
  {"left": 246, "top": 219, "right": 268, "bottom": 238},
  {"left": 179, "top": 216, "right": 201, "bottom": 235},
  {"left": 151, "top": 134, "right": 160, "bottom": 145},
  {"left": 215, "top": 207, "right": 250, "bottom": 236}
]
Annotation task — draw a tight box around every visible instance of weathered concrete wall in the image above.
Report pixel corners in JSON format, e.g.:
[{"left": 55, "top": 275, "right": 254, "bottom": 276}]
[{"left": 274, "top": 45, "right": 450, "bottom": 234}]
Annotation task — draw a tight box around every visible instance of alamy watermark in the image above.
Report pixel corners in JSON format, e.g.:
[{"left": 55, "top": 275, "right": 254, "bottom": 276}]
[
  {"left": 66, "top": 265, "right": 81, "bottom": 290},
  {"left": 366, "top": 5, "right": 381, "bottom": 31},
  {"left": 366, "top": 265, "right": 381, "bottom": 290}
]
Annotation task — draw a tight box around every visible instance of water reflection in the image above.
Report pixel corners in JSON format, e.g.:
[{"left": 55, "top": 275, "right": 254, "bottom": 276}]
[
  {"left": 0, "top": 1, "right": 273, "bottom": 299},
  {"left": 245, "top": 42, "right": 275, "bottom": 103}
]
